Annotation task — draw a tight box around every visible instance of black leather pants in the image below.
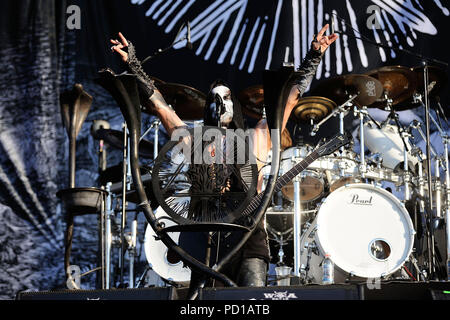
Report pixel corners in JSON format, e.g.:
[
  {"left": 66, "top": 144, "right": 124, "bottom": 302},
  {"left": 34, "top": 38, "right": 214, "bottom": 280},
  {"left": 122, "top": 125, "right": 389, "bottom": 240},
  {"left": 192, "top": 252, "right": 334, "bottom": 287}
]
[{"left": 236, "top": 257, "right": 268, "bottom": 287}]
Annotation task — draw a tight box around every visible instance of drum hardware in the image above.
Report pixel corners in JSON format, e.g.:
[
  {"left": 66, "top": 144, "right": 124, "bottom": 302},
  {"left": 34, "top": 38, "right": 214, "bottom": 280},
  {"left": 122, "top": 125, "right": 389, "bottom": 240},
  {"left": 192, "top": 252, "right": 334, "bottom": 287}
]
[
  {"left": 443, "top": 136, "right": 450, "bottom": 279},
  {"left": 299, "top": 184, "right": 416, "bottom": 284},
  {"left": 309, "top": 94, "right": 356, "bottom": 138},
  {"left": 124, "top": 214, "right": 138, "bottom": 289},
  {"left": 291, "top": 96, "right": 337, "bottom": 126},
  {"left": 91, "top": 120, "right": 111, "bottom": 173},
  {"left": 365, "top": 65, "right": 418, "bottom": 110},
  {"left": 104, "top": 183, "right": 113, "bottom": 289},
  {"left": 427, "top": 110, "right": 450, "bottom": 277},
  {"left": 353, "top": 106, "right": 369, "bottom": 178},
  {"left": 152, "top": 82, "right": 206, "bottom": 120},
  {"left": 95, "top": 128, "right": 157, "bottom": 159},
  {"left": 140, "top": 118, "right": 162, "bottom": 160},
  {"left": 293, "top": 150, "right": 302, "bottom": 278},
  {"left": 309, "top": 74, "right": 383, "bottom": 108}
]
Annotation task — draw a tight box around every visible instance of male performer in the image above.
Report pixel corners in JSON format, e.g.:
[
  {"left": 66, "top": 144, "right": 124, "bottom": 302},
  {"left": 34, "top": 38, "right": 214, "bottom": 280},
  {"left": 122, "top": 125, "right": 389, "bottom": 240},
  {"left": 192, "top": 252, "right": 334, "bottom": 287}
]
[{"left": 109, "top": 24, "right": 337, "bottom": 287}]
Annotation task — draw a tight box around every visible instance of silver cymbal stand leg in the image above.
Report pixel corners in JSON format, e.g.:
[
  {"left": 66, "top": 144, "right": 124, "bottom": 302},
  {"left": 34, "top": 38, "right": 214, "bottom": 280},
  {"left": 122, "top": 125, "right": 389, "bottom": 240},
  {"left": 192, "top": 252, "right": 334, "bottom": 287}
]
[
  {"left": 127, "top": 215, "right": 138, "bottom": 288},
  {"left": 443, "top": 136, "right": 450, "bottom": 280},
  {"left": 105, "top": 182, "right": 113, "bottom": 289},
  {"left": 416, "top": 152, "right": 426, "bottom": 215},
  {"left": 293, "top": 148, "right": 302, "bottom": 278},
  {"left": 402, "top": 130, "right": 411, "bottom": 201},
  {"left": 153, "top": 120, "right": 161, "bottom": 160},
  {"left": 435, "top": 158, "right": 442, "bottom": 218},
  {"left": 119, "top": 122, "right": 131, "bottom": 287},
  {"left": 355, "top": 106, "right": 368, "bottom": 179}
]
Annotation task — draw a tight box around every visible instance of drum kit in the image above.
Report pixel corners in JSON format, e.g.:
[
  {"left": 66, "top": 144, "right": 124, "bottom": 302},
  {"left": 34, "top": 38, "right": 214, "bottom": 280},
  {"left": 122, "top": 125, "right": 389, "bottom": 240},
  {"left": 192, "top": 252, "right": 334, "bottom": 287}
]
[
  {"left": 59, "top": 62, "right": 448, "bottom": 291},
  {"left": 243, "top": 64, "right": 450, "bottom": 284}
]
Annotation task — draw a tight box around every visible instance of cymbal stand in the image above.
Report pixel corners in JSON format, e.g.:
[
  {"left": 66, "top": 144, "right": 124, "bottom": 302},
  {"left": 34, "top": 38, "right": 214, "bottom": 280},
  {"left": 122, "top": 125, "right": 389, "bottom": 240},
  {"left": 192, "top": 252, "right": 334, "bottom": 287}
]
[
  {"left": 125, "top": 213, "right": 138, "bottom": 288},
  {"left": 421, "top": 63, "right": 437, "bottom": 278},
  {"left": 104, "top": 182, "right": 113, "bottom": 289},
  {"left": 310, "top": 95, "right": 357, "bottom": 139},
  {"left": 140, "top": 118, "right": 161, "bottom": 160},
  {"left": 426, "top": 110, "right": 450, "bottom": 278},
  {"left": 385, "top": 107, "right": 413, "bottom": 201},
  {"left": 425, "top": 110, "right": 448, "bottom": 220},
  {"left": 354, "top": 106, "right": 369, "bottom": 179},
  {"left": 119, "top": 122, "right": 132, "bottom": 287},
  {"left": 410, "top": 121, "right": 440, "bottom": 277},
  {"left": 292, "top": 148, "right": 302, "bottom": 277},
  {"left": 443, "top": 135, "right": 450, "bottom": 280}
]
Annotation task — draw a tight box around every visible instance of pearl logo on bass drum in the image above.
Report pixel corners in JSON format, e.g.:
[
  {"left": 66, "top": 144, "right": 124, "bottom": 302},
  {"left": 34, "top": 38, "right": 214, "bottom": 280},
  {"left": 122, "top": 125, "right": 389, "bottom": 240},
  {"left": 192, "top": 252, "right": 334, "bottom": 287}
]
[{"left": 348, "top": 194, "right": 373, "bottom": 205}]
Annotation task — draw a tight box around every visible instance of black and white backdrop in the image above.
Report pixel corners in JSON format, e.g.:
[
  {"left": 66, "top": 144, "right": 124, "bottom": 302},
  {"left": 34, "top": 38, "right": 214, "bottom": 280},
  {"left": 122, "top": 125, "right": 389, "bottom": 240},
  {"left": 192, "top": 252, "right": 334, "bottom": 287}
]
[{"left": 0, "top": 0, "right": 448, "bottom": 299}]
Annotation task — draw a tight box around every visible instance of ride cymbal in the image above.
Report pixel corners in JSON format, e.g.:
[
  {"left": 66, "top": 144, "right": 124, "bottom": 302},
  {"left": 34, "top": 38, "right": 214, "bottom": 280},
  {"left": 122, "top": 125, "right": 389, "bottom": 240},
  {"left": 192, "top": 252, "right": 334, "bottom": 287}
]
[
  {"left": 365, "top": 65, "right": 417, "bottom": 110},
  {"left": 309, "top": 74, "right": 383, "bottom": 107},
  {"left": 155, "top": 83, "right": 206, "bottom": 120}
]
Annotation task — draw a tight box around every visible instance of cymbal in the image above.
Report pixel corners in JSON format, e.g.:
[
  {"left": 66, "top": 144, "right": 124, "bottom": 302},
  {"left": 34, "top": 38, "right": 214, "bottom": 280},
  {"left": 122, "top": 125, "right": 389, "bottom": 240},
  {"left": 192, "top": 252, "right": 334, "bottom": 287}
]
[
  {"left": 365, "top": 65, "right": 417, "bottom": 109},
  {"left": 156, "top": 83, "right": 206, "bottom": 120},
  {"left": 238, "top": 84, "right": 265, "bottom": 119},
  {"left": 96, "top": 128, "right": 156, "bottom": 158},
  {"left": 151, "top": 76, "right": 167, "bottom": 88},
  {"left": 309, "top": 74, "right": 383, "bottom": 107},
  {"left": 292, "top": 96, "right": 337, "bottom": 122}
]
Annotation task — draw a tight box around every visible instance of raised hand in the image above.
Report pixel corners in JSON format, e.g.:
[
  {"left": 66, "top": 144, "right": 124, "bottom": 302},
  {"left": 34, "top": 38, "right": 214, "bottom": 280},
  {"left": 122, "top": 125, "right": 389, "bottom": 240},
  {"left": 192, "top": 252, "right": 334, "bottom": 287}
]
[
  {"left": 311, "top": 24, "right": 338, "bottom": 53},
  {"left": 110, "top": 32, "right": 129, "bottom": 62}
]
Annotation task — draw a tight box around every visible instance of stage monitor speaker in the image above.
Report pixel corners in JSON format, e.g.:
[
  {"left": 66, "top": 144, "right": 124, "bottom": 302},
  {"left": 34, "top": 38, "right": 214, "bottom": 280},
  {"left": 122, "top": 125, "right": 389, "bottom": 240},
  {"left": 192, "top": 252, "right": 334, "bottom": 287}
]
[
  {"left": 359, "top": 281, "right": 450, "bottom": 300},
  {"left": 430, "top": 289, "right": 450, "bottom": 300},
  {"left": 16, "top": 286, "right": 177, "bottom": 300},
  {"left": 199, "top": 285, "right": 361, "bottom": 300}
]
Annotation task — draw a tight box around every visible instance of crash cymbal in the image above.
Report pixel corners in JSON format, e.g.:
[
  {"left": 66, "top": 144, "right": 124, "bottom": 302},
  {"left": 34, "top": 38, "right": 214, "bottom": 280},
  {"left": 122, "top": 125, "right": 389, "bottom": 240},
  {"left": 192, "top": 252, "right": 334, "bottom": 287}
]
[
  {"left": 292, "top": 96, "right": 337, "bottom": 123},
  {"left": 309, "top": 74, "right": 383, "bottom": 107},
  {"left": 156, "top": 83, "right": 206, "bottom": 120},
  {"left": 238, "top": 84, "right": 265, "bottom": 119},
  {"left": 96, "top": 128, "right": 157, "bottom": 158},
  {"left": 365, "top": 65, "right": 417, "bottom": 109}
]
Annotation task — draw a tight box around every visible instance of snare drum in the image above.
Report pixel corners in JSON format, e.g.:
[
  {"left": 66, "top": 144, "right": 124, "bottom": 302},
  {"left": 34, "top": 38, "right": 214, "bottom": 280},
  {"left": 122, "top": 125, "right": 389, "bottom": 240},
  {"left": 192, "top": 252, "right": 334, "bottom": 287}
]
[
  {"left": 280, "top": 146, "right": 325, "bottom": 203},
  {"left": 300, "top": 183, "right": 415, "bottom": 283}
]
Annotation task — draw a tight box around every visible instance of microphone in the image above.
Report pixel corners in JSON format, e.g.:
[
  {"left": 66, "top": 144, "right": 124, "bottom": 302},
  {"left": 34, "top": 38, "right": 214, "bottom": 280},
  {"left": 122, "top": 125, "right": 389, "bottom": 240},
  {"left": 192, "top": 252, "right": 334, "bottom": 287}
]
[{"left": 186, "top": 21, "right": 193, "bottom": 50}]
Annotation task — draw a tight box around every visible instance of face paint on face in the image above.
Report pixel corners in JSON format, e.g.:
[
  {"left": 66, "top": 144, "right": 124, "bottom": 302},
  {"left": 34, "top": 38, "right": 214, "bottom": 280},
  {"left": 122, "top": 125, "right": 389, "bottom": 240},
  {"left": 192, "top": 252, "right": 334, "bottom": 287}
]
[{"left": 208, "top": 85, "right": 234, "bottom": 128}]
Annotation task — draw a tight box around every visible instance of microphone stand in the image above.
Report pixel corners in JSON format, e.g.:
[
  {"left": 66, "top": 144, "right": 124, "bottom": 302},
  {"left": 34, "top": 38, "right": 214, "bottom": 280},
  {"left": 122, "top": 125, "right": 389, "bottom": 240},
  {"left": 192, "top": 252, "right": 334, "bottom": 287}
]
[
  {"left": 331, "top": 14, "right": 448, "bottom": 280},
  {"left": 141, "top": 21, "right": 192, "bottom": 65}
]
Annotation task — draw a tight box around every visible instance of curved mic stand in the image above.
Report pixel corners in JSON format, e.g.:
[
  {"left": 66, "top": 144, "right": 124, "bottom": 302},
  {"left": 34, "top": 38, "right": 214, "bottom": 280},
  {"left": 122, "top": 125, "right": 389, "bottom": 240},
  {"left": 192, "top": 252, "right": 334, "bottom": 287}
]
[
  {"left": 95, "top": 68, "right": 285, "bottom": 294},
  {"left": 95, "top": 69, "right": 237, "bottom": 287},
  {"left": 186, "top": 67, "right": 293, "bottom": 299}
]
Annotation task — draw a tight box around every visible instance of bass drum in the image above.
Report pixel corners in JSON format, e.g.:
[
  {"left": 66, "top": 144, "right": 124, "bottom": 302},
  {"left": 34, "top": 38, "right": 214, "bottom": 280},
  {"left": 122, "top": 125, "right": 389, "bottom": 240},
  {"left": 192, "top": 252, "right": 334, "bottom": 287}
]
[
  {"left": 144, "top": 200, "right": 191, "bottom": 284},
  {"left": 300, "top": 183, "right": 415, "bottom": 283}
]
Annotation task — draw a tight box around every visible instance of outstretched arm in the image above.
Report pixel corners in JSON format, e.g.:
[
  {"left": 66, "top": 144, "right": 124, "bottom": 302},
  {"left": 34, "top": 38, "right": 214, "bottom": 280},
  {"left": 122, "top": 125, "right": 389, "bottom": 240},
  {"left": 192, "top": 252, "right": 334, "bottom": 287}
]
[
  {"left": 283, "top": 24, "right": 338, "bottom": 131},
  {"left": 110, "top": 32, "right": 186, "bottom": 136},
  {"left": 252, "top": 25, "right": 338, "bottom": 191}
]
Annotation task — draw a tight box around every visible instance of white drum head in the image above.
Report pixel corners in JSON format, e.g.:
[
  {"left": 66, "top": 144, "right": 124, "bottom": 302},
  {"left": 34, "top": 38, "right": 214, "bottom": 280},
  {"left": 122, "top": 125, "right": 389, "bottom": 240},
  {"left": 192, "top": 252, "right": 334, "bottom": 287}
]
[
  {"left": 144, "top": 200, "right": 191, "bottom": 283},
  {"left": 316, "top": 183, "right": 415, "bottom": 278}
]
